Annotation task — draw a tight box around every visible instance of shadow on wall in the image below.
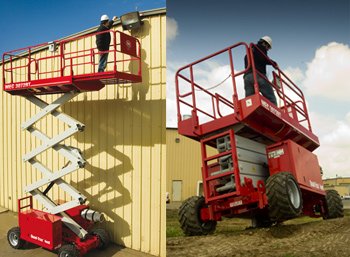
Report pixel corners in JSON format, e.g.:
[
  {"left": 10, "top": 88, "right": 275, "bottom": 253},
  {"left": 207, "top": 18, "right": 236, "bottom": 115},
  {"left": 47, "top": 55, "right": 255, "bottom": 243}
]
[
  {"left": 60, "top": 19, "right": 165, "bottom": 244},
  {"left": 64, "top": 99, "right": 164, "bottom": 243},
  {"left": 131, "top": 48, "right": 149, "bottom": 101},
  {"left": 130, "top": 19, "right": 151, "bottom": 101}
]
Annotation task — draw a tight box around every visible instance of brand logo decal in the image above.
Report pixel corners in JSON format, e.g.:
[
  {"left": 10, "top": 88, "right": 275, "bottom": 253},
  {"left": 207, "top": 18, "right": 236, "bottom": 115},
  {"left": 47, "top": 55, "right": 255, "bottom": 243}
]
[
  {"left": 30, "top": 234, "right": 51, "bottom": 245},
  {"left": 5, "top": 82, "right": 31, "bottom": 90},
  {"left": 261, "top": 99, "right": 281, "bottom": 118},
  {"left": 268, "top": 149, "right": 284, "bottom": 159},
  {"left": 246, "top": 99, "right": 252, "bottom": 107},
  {"left": 125, "top": 40, "right": 132, "bottom": 50},
  {"left": 230, "top": 200, "right": 243, "bottom": 207},
  {"left": 309, "top": 180, "right": 324, "bottom": 190}
]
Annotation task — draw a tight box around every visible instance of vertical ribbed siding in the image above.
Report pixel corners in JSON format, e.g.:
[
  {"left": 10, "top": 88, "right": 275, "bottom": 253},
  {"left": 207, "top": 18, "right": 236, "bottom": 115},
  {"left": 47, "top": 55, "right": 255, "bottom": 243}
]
[
  {"left": 166, "top": 129, "right": 217, "bottom": 201},
  {"left": 0, "top": 10, "right": 165, "bottom": 257},
  {"left": 166, "top": 129, "right": 203, "bottom": 201}
]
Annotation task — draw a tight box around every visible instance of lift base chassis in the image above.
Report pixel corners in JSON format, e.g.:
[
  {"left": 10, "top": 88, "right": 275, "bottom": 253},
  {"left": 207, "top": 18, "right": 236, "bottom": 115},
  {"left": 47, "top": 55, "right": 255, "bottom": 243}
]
[
  {"left": 199, "top": 130, "right": 325, "bottom": 222},
  {"left": 18, "top": 196, "right": 100, "bottom": 255}
]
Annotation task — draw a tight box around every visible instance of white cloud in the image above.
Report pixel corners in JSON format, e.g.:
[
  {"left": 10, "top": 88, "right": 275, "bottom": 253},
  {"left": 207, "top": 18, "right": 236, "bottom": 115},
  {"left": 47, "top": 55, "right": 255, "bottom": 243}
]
[
  {"left": 283, "top": 67, "right": 305, "bottom": 85},
  {"left": 312, "top": 112, "right": 350, "bottom": 178},
  {"left": 166, "top": 17, "right": 178, "bottom": 43},
  {"left": 288, "top": 42, "right": 350, "bottom": 177},
  {"left": 166, "top": 61, "right": 188, "bottom": 128},
  {"left": 303, "top": 42, "right": 350, "bottom": 101},
  {"left": 274, "top": 44, "right": 350, "bottom": 178}
]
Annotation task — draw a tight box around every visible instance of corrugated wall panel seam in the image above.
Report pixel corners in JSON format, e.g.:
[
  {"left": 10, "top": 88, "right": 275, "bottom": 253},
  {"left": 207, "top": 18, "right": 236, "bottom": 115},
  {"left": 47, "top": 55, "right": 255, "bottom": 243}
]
[
  {"left": 142, "top": 15, "right": 151, "bottom": 252},
  {"left": 146, "top": 15, "right": 155, "bottom": 253},
  {"left": 161, "top": 13, "right": 166, "bottom": 257},
  {"left": 157, "top": 14, "right": 164, "bottom": 254},
  {"left": 11, "top": 91, "right": 15, "bottom": 210},
  {"left": 149, "top": 15, "right": 156, "bottom": 254}
]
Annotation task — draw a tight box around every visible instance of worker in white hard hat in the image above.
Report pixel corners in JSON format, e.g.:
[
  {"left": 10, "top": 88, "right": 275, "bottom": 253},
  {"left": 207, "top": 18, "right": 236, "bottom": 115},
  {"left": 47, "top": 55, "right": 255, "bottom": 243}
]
[
  {"left": 243, "top": 36, "right": 278, "bottom": 105},
  {"left": 96, "top": 14, "right": 118, "bottom": 72}
]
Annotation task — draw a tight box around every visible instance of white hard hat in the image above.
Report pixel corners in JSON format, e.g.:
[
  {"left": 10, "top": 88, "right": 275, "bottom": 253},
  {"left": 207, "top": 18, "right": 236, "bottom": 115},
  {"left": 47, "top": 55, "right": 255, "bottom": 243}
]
[
  {"left": 261, "top": 36, "right": 273, "bottom": 49},
  {"left": 101, "top": 14, "right": 109, "bottom": 21}
]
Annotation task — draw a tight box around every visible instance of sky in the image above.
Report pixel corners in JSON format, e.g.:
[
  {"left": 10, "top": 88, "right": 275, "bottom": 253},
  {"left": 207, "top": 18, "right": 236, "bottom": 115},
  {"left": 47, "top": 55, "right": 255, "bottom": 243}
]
[
  {"left": 166, "top": 0, "right": 350, "bottom": 179},
  {"left": 0, "top": 0, "right": 165, "bottom": 57}
]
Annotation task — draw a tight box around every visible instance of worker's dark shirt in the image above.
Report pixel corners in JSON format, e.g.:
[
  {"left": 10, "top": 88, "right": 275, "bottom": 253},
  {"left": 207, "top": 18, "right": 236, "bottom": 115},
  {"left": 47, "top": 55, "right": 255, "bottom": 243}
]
[
  {"left": 96, "top": 20, "right": 114, "bottom": 51},
  {"left": 244, "top": 43, "right": 274, "bottom": 75}
]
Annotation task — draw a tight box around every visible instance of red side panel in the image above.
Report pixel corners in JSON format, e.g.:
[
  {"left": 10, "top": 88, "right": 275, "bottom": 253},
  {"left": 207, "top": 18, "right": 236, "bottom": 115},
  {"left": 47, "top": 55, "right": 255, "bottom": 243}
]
[
  {"left": 266, "top": 140, "right": 325, "bottom": 195},
  {"left": 120, "top": 33, "right": 138, "bottom": 57},
  {"left": 19, "top": 209, "right": 62, "bottom": 251}
]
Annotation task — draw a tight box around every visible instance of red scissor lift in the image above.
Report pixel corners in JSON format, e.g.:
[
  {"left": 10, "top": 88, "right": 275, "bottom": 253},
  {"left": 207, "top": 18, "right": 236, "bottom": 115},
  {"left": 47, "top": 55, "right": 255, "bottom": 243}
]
[
  {"left": 3, "top": 30, "right": 141, "bottom": 256},
  {"left": 176, "top": 42, "right": 343, "bottom": 235}
]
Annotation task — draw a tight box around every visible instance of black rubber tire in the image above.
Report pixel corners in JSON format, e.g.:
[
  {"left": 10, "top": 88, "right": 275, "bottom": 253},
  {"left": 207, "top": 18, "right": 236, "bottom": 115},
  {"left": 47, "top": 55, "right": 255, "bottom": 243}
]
[
  {"left": 7, "top": 227, "right": 25, "bottom": 249},
  {"left": 58, "top": 244, "right": 79, "bottom": 257},
  {"left": 252, "top": 214, "right": 274, "bottom": 228},
  {"left": 91, "top": 228, "right": 110, "bottom": 250},
  {"left": 324, "top": 189, "right": 344, "bottom": 219},
  {"left": 178, "top": 196, "right": 217, "bottom": 236},
  {"left": 266, "top": 172, "right": 303, "bottom": 221}
]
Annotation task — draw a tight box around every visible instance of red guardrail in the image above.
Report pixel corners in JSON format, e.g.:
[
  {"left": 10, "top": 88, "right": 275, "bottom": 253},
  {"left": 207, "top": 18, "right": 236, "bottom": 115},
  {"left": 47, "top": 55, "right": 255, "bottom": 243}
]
[
  {"left": 175, "top": 42, "right": 312, "bottom": 132},
  {"left": 18, "top": 195, "right": 33, "bottom": 213},
  {"left": 2, "top": 30, "right": 141, "bottom": 90}
]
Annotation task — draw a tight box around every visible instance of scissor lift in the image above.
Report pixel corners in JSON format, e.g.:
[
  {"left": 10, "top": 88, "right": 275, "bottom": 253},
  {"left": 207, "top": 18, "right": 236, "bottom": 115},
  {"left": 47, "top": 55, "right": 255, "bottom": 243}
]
[
  {"left": 3, "top": 29, "right": 142, "bottom": 256},
  {"left": 176, "top": 42, "right": 343, "bottom": 235}
]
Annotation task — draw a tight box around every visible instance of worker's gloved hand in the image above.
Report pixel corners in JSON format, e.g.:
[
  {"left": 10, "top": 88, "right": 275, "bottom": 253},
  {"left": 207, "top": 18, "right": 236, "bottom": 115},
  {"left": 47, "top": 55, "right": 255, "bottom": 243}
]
[
  {"left": 271, "top": 60, "right": 278, "bottom": 68},
  {"left": 112, "top": 16, "right": 118, "bottom": 21}
]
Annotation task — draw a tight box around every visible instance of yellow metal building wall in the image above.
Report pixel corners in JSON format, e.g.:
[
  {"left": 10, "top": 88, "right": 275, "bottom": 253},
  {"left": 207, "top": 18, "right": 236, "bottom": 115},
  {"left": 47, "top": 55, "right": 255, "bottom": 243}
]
[
  {"left": 166, "top": 128, "right": 204, "bottom": 201},
  {"left": 323, "top": 177, "right": 350, "bottom": 186},
  {"left": 323, "top": 178, "right": 350, "bottom": 197},
  {"left": 0, "top": 10, "right": 166, "bottom": 257},
  {"left": 323, "top": 186, "right": 350, "bottom": 196}
]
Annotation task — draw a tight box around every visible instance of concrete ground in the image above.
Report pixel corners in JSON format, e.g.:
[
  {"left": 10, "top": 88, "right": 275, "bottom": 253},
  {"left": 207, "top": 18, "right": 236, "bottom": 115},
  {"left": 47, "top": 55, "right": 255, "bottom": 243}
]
[{"left": 0, "top": 209, "right": 153, "bottom": 257}]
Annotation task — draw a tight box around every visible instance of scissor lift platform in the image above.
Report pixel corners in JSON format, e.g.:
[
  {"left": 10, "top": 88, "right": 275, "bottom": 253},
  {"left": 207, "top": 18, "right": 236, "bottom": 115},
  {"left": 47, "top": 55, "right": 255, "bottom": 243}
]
[
  {"left": 178, "top": 93, "right": 319, "bottom": 151},
  {"left": 176, "top": 42, "right": 319, "bottom": 151},
  {"left": 3, "top": 29, "right": 142, "bottom": 256},
  {"left": 175, "top": 42, "right": 343, "bottom": 236},
  {"left": 2, "top": 30, "right": 142, "bottom": 96}
]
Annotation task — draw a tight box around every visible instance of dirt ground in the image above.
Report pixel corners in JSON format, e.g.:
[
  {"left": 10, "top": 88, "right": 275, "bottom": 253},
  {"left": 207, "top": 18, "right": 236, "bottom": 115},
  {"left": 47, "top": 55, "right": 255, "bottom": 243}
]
[{"left": 167, "top": 208, "right": 350, "bottom": 257}]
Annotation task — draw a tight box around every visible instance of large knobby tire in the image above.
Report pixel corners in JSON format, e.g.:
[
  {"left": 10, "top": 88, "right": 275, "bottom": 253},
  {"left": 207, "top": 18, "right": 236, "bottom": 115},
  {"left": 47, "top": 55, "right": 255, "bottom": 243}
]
[
  {"left": 178, "top": 196, "right": 217, "bottom": 236},
  {"left": 58, "top": 244, "right": 79, "bottom": 257},
  {"left": 266, "top": 172, "right": 303, "bottom": 221},
  {"left": 90, "top": 228, "right": 110, "bottom": 250},
  {"left": 7, "top": 227, "right": 25, "bottom": 249},
  {"left": 324, "top": 189, "right": 344, "bottom": 219}
]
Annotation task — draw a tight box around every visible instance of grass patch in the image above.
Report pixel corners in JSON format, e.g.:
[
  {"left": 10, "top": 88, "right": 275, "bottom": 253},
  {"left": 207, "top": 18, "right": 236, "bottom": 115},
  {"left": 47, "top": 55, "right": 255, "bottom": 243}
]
[
  {"left": 167, "top": 209, "right": 184, "bottom": 238},
  {"left": 167, "top": 226, "right": 184, "bottom": 238}
]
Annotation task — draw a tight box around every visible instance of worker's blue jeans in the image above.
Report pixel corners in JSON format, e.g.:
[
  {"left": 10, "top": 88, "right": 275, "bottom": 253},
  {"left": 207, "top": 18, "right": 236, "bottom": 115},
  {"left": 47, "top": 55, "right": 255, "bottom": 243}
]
[
  {"left": 244, "top": 72, "right": 277, "bottom": 105},
  {"left": 98, "top": 53, "right": 108, "bottom": 72}
]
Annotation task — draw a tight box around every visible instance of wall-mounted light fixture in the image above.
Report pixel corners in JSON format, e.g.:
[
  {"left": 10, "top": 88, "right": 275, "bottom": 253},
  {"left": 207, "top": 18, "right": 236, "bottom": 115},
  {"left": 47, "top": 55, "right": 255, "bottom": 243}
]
[
  {"left": 120, "top": 11, "right": 143, "bottom": 31},
  {"left": 48, "top": 41, "right": 57, "bottom": 52}
]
